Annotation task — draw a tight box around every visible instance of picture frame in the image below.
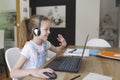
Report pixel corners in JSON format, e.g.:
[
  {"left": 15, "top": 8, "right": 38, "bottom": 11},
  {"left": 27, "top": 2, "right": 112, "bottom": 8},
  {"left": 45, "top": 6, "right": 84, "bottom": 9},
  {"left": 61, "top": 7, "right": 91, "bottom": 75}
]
[{"left": 36, "top": 5, "right": 66, "bottom": 28}]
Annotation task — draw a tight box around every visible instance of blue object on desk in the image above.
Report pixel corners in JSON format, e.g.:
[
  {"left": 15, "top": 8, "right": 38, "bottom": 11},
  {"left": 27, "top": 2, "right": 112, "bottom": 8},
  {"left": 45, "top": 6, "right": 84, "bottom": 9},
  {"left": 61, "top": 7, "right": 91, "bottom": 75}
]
[{"left": 89, "top": 49, "right": 100, "bottom": 56}]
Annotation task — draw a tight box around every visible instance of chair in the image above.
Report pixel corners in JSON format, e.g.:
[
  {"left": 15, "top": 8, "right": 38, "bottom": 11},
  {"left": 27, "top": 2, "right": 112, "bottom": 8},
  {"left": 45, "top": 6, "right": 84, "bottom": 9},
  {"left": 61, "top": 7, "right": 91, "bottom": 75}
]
[
  {"left": 5, "top": 47, "right": 20, "bottom": 80},
  {"left": 86, "top": 38, "right": 111, "bottom": 47}
]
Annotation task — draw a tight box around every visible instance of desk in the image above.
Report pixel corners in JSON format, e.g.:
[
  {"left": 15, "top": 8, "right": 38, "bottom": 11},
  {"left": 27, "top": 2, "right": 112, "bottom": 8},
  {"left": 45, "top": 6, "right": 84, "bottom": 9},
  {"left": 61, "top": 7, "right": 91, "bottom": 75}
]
[{"left": 23, "top": 46, "right": 120, "bottom": 80}]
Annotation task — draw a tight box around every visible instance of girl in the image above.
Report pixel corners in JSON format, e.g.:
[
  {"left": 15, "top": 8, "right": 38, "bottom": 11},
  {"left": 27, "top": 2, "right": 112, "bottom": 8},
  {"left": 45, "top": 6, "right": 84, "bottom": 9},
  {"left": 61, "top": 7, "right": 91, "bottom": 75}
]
[{"left": 10, "top": 15, "right": 67, "bottom": 79}]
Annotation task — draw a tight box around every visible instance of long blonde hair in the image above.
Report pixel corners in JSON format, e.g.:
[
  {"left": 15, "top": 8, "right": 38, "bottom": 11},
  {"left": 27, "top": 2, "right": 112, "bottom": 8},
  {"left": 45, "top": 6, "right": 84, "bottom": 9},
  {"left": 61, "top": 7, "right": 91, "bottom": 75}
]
[{"left": 18, "top": 15, "right": 50, "bottom": 48}]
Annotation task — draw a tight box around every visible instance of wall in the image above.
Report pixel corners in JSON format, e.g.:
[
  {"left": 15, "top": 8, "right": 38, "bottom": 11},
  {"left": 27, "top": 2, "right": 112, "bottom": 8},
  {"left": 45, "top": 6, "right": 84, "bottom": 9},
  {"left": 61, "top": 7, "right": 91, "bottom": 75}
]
[
  {"left": 0, "top": 0, "right": 16, "bottom": 12},
  {"left": 76, "top": 0, "right": 100, "bottom": 46}
]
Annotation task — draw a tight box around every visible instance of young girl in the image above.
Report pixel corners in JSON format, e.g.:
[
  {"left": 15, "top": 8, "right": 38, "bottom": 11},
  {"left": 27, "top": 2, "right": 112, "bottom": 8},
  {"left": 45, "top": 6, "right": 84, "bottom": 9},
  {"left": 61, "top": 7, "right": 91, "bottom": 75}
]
[{"left": 10, "top": 15, "right": 67, "bottom": 79}]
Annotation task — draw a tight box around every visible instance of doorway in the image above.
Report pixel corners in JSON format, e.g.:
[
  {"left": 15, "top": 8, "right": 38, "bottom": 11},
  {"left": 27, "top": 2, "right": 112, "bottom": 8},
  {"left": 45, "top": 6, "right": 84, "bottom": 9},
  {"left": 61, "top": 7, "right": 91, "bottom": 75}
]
[{"left": 99, "top": 0, "right": 119, "bottom": 47}]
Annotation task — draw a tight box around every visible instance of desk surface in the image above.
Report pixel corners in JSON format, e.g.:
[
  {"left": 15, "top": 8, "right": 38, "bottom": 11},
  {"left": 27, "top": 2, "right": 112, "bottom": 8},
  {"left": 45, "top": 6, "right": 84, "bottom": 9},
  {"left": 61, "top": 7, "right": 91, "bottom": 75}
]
[{"left": 23, "top": 46, "right": 120, "bottom": 80}]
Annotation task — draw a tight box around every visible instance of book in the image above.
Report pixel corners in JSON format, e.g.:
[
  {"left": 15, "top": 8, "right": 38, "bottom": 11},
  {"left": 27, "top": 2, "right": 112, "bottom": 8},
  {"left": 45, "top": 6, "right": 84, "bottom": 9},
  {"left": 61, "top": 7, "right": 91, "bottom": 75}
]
[
  {"left": 89, "top": 49, "right": 100, "bottom": 56},
  {"left": 97, "top": 51, "right": 120, "bottom": 60}
]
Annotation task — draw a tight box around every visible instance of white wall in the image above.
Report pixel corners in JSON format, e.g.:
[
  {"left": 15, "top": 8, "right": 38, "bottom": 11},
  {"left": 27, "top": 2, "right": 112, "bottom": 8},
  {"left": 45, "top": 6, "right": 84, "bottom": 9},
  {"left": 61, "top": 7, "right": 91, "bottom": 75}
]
[
  {"left": 76, "top": 0, "right": 100, "bottom": 46},
  {"left": 0, "top": 0, "right": 16, "bottom": 12}
]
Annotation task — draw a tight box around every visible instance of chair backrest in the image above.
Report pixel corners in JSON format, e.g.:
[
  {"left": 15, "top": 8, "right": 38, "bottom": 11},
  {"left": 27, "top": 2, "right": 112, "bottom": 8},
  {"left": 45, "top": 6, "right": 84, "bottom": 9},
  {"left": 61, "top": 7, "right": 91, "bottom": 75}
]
[
  {"left": 86, "top": 38, "right": 111, "bottom": 47},
  {"left": 5, "top": 47, "right": 20, "bottom": 71},
  {"left": 5, "top": 47, "right": 20, "bottom": 80}
]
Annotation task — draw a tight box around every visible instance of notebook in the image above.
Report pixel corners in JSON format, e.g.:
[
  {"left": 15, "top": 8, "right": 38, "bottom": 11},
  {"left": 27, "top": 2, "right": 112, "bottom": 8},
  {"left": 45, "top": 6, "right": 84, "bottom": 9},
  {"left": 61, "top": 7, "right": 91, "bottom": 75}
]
[
  {"left": 97, "top": 51, "right": 120, "bottom": 60},
  {"left": 44, "top": 35, "right": 89, "bottom": 73}
]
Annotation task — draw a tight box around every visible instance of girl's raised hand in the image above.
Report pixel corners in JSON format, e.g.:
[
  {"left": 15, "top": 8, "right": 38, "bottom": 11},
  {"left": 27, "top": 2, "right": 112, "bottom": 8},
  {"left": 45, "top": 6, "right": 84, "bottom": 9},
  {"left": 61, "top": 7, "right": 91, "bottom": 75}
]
[{"left": 57, "top": 34, "right": 67, "bottom": 48}]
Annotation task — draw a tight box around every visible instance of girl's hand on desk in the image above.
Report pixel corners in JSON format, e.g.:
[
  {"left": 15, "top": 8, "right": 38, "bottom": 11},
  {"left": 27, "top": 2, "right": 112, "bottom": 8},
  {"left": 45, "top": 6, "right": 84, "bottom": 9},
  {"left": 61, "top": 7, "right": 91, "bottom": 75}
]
[{"left": 31, "top": 68, "right": 54, "bottom": 79}]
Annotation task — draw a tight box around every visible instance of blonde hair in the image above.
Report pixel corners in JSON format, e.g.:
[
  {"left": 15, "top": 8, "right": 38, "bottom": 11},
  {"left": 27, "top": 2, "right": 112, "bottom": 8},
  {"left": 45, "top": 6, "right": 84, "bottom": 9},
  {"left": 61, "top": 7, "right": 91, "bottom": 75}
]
[{"left": 18, "top": 15, "right": 50, "bottom": 48}]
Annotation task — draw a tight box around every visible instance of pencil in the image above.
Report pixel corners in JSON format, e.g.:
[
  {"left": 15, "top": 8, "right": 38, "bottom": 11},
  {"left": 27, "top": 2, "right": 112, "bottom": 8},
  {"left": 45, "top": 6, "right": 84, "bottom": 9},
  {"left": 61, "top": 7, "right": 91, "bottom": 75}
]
[{"left": 70, "top": 75, "right": 80, "bottom": 80}]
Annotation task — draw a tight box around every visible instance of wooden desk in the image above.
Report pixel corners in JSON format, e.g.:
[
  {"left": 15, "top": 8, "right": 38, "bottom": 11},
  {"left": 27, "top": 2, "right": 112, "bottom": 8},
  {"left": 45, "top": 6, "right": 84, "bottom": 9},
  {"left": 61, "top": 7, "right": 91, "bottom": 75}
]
[{"left": 23, "top": 46, "right": 120, "bottom": 80}]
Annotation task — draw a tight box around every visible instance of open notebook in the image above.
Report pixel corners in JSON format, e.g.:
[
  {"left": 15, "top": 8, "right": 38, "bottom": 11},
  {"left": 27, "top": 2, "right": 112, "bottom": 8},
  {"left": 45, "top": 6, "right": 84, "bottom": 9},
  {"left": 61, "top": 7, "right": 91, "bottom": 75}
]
[{"left": 44, "top": 35, "right": 89, "bottom": 72}]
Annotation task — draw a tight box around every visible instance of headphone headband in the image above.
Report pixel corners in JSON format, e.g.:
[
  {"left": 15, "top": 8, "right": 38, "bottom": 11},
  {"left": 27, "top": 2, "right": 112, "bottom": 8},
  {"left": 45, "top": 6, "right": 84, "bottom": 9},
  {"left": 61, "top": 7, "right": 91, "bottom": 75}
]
[
  {"left": 37, "top": 15, "right": 44, "bottom": 30},
  {"left": 33, "top": 15, "right": 45, "bottom": 36}
]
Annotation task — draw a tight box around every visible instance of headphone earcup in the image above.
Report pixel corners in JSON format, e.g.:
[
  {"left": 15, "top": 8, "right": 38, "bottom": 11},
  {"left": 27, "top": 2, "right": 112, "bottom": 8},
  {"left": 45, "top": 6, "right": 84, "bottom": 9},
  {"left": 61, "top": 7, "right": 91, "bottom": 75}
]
[{"left": 33, "top": 28, "right": 41, "bottom": 36}]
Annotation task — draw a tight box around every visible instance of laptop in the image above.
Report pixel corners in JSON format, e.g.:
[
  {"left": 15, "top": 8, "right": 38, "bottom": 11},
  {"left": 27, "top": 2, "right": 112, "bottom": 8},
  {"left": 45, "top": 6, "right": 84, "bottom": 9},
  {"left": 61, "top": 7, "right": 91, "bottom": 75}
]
[{"left": 44, "top": 35, "right": 89, "bottom": 73}]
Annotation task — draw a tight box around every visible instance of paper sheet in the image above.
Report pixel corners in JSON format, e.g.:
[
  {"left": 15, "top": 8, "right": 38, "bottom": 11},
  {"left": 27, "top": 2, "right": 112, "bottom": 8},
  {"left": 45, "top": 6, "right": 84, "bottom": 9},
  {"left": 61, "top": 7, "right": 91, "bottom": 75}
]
[
  {"left": 63, "top": 48, "right": 89, "bottom": 57},
  {"left": 83, "top": 72, "right": 112, "bottom": 80}
]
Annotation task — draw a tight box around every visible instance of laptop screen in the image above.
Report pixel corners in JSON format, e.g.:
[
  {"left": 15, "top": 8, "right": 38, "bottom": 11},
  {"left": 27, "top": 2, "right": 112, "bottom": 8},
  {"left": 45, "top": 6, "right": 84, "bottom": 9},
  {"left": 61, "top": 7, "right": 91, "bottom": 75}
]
[{"left": 81, "top": 34, "right": 89, "bottom": 58}]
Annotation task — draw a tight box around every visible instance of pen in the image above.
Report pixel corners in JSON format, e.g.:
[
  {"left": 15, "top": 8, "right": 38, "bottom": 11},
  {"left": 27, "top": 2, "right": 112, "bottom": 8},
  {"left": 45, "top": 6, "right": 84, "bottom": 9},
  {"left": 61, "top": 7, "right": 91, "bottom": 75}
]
[
  {"left": 69, "top": 48, "right": 77, "bottom": 53},
  {"left": 70, "top": 75, "right": 80, "bottom": 80}
]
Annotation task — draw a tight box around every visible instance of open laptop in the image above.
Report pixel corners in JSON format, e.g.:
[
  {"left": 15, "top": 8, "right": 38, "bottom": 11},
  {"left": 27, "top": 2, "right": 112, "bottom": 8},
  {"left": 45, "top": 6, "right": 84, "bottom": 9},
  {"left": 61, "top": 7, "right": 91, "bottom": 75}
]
[{"left": 44, "top": 35, "right": 89, "bottom": 73}]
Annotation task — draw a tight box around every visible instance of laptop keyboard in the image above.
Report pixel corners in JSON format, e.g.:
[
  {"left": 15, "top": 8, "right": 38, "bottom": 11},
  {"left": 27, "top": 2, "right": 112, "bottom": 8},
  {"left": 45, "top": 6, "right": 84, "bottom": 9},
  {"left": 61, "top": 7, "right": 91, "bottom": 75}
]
[{"left": 44, "top": 56, "right": 81, "bottom": 72}]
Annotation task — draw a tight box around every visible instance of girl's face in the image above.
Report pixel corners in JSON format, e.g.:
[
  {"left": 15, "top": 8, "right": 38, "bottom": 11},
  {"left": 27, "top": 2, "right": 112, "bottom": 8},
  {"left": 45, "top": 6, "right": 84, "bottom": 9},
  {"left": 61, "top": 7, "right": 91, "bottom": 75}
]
[{"left": 39, "top": 20, "right": 51, "bottom": 40}]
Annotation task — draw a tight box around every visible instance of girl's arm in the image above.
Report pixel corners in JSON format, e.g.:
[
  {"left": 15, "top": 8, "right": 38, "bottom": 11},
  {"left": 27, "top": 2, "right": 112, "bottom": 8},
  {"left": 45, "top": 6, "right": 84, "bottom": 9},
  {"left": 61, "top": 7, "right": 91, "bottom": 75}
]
[
  {"left": 10, "top": 54, "right": 31, "bottom": 78},
  {"left": 10, "top": 55, "right": 54, "bottom": 79}
]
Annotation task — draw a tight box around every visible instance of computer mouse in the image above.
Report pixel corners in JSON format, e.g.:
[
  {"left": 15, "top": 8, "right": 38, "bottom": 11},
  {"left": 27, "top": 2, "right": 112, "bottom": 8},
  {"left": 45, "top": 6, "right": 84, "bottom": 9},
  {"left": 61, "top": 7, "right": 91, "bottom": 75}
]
[{"left": 43, "top": 72, "right": 57, "bottom": 79}]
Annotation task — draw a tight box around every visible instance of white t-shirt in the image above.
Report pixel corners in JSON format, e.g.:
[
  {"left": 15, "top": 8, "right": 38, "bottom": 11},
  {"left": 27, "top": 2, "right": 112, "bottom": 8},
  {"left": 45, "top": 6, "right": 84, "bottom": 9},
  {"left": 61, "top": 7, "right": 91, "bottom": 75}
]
[{"left": 21, "top": 40, "right": 51, "bottom": 69}]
